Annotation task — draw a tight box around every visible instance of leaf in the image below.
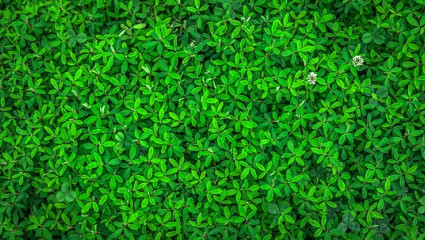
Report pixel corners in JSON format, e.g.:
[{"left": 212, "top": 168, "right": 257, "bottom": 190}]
[
  {"left": 56, "top": 191, "right": 65, "bottom": 202},
  {"left": 61, "top": 182, "right": 69, "bottom": 192},
  {"left": 241, "top": 168, "right": 250, "bottom": 179},
  {"left": 407, "top": 14, "right": 419, "bottom": 26},
  {"left": 133, "top": 23, "right": 146, "bottom": 29},
  {"left": 267, "top": 203, "right": 279, "bottom": 214},
  {"left": 75, "top": 69, "right": 83, "bottom": 80},
  {"left": 231, "top": 27, "right": 241, "bottom": 39},
  {"left": 241, "top": 121, "right": 257, "bottom": 129},
  {"left": 362, "top": 33, "right": 373, "bottom": 43},
  {"left": 321, "top": 14, "right": 333, "bottom": 22},
  {"left": 99, "top": 195, "right": 108, "bottom": 205},
  {"left": 376, "top": 86, "right": 388, "bottom": 98},
  {"left": 337, "top": 222, "right": 347, "bottom": 233},
  {"left": 130, "top": 145, "right": 137, "bottom": 160},
  {"left": 76, "top": 33, "right": 87, "bottom": 43},
  {"left": 348, "top": 222, "right": 360, "bottom": 232},
  {"left": 373, "top": 34, "right": 385, "bottom": 45},
  {"left": 287, "top": 141, "right": 294, "bottom": 152},
  {"left": 291, "top": 175, "right": 303, "bottom": 182},
  {"left": 116, "top": 113, "right": 124, "bottom": 124},
  {"left": 102, "top": 55, "right": 114, "bottom": 73},
  {"left": 81, "top": 202, "right": 92, "bottom": 213},
  {"left": 308, "top": 219, "right": 321, "bottom": 228},
  {"left": 24, "top": 35, "right": 36, "bottom": 41},
  {"left": 371, "top": 211, "right": 384, "bottom": 219},
  {"left": 68, "top": 38, "right": 77, "bottom": 48},
  {"left": 65, "top": 191, "right": 76, "bottom": 202},
  {"left": 103, "top": 141, "right": 115, "bottom": 147},
  {"left": 342, "top": 213, "right": 354, "bottom": 223}
]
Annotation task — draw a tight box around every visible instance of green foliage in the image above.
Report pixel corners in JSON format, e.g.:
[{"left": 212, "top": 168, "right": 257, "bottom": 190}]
[{"left": 1, "top": 0, "right": 425, "bottom": 239}]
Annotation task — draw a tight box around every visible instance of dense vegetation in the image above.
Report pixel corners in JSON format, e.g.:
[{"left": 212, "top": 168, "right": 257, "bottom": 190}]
[{"left": 1, "top": 0, "right": 425, "bottom": 239}]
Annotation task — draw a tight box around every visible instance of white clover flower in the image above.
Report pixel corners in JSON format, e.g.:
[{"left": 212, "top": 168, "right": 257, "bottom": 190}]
[
  {"left": 352, "top": 55, "right": 364, "bottom": 67},
  {"left": 306, "top": 72, "right": 317, "bottom": 85}
]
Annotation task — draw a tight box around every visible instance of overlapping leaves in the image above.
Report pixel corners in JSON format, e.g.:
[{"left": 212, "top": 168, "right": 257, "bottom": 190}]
[{"left": 1, "top": 0, "right": 425, "bottom": 239}]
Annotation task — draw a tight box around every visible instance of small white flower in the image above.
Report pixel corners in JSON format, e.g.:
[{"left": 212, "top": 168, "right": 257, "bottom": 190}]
[
  {"left": 352, "top": 55, "right": 364, "bottom": 67},
  {"left": 306, "top": 72, "right": 317, "bottom": 85}
]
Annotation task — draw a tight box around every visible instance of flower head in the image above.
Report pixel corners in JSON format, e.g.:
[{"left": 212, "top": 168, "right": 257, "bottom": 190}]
[
  {"left": 306, "top": 72, "right": 317, "bottom": 85},
  {"left": 352, "top": 55, "right": 364, "bottom": 67}
]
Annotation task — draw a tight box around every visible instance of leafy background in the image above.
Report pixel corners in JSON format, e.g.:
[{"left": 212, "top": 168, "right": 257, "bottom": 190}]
[{"left": 1, "top": 0, "right": 425, "bottom": 239}]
